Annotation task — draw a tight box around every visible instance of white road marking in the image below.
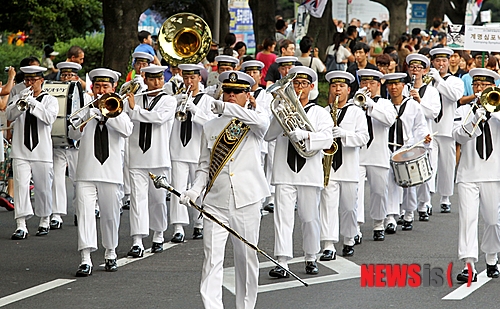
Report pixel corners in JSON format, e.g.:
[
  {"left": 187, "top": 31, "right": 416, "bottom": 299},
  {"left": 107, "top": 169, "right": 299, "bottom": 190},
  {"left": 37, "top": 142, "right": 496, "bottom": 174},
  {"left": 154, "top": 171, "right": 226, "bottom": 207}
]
[
  {"left": 99, "top": 242, "right": 179, "bottom": 267},
  {"left": 442, "top": 270, "right": 491, "bottom": 300},
  {"left": 223, "top": 256, "right": 360, "bottom": 294},
  {"left": 0, "top": 279, "right": 75, "bottom": 307}
]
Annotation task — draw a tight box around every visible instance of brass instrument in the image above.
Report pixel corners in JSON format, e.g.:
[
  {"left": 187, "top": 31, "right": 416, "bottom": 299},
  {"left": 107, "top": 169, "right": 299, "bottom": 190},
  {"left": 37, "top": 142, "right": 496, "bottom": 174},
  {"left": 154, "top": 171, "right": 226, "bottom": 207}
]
[
  {"left": 267, "top": 72, "right": 318, "bottom": 158},
  {"left": 158, "top": 13, "right": 212, "bottom": 67},
  {"left": 353, "top": 87, "right": 369, "bottom": 109},
  {"left": 69, "top": 93, "right": 123, "bottom": 129},
  {"left": 462, "top": 86, "right": 500, "bottom": 137},
  {"left": 119, "top": 77, "right": 142, "bottom": 96},
  {"left": 16, "top": 86, "right": 33, "bottom": 111},
  {"left": 175, "top": 85, "right": 192, "bottom": 122},
  {"left": 322, "top": 95, "right": 339, "bottom": 187},
  {"left": 422, "top": 66, "right": 443, "bottom": 85}
]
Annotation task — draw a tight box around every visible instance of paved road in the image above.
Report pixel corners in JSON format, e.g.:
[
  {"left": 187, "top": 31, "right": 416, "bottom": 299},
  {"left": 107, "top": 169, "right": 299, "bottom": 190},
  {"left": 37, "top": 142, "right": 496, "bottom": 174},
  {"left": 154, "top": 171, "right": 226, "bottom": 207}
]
[{"left": 1, "top": 182, "right": 499, "bottom": 309}]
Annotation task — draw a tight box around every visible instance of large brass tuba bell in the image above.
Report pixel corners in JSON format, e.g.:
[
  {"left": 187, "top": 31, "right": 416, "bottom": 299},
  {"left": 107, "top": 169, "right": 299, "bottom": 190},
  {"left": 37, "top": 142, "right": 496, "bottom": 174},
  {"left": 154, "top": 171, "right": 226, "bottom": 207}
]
[{"left": 158, "top": 13, "right": 212, "bottom": 67}]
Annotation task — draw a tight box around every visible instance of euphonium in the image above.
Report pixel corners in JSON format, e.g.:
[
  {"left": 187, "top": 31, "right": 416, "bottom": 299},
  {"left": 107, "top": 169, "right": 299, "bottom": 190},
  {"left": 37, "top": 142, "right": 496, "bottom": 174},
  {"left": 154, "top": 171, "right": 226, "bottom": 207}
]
[
  {"left": 267, "top": 72, "right": 318, "bottom": 158},
  {"left": 462, "top": 86, "right": 500, "bottom": 137},
  {"left": 322, "top": 95, "right": 339, "bottom": 187}
]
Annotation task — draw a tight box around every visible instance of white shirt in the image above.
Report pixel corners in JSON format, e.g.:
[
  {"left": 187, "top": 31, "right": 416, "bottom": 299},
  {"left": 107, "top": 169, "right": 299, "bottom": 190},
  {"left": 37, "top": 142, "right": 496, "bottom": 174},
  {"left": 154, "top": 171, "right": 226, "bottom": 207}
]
[
  {"left": 252, "top": 88, "right": 273, "bottom": 154},
  {"left": 432, "top": 74, "right": 464, "bottom": 137},
  {"left": 389, "top": 97, "right": 429, "bottom": 149}
]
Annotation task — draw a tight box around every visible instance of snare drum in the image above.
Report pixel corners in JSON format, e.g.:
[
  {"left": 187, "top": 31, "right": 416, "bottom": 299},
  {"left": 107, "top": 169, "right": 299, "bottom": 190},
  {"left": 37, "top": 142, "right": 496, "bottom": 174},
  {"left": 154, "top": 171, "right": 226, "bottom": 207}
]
[
  {"left": 43, "top": 81, "right": 84, "bottom": 147},
  {"left": 390, "top": 146, "right": 432, "bottom": 187}
]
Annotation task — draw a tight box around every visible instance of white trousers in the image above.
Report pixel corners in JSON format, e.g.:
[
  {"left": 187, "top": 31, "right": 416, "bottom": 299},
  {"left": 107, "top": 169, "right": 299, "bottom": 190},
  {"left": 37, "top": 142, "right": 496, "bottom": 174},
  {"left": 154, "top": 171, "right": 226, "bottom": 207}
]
[
  {"left": 13, "top": 158, "right": 53, "bottom": 220},
  {"left": 123, "top": 138, "right": 130, "bottom": 196},
  {"left": 76, "top": 181, "right": 121, "bottom": 257},
  {"left": 170, "top": 161, "right": 203, "bottom": 227},
  {"left": 200, "top": 197, "right": 260, "bottom": 309},
  {"left": 357, "top": 165, "right": 389, "bottom": 224},
  {"left": 387, "top": 165, "right": 403, "bottom": 216},
  {"left": 320, "top": 178, "right": 358, "bottom": 246},
  {"left": 129, "top": 167, "right": 168, "bottom": 240},
  {"left": 265, "top": 140, "right": 276, "bottom": 198},
  {"left": 274, "top": 184, "right": 320, "bottom": 258},
  {"left": 457, "top": 182, "right": 500, "bottom": 262},
  {"left": 431, "top": 136, "right": 455, "bottom": 198},
  {"left": 52, "top": 148, "right": 78, "bottom": 216}
]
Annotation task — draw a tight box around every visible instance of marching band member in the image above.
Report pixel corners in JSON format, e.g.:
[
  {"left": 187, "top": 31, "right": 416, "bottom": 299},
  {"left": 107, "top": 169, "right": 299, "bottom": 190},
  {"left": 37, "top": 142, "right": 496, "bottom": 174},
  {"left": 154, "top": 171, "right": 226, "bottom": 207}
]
[
  {"left": 164, "top": 64, "right": 184, "bottom": 95},
  {"left": 169, "top": 64, "right": 216, "bottom": 243},
  {"left": 7, "top": 66, "right": 59, "bottom": 239},
  {"left": 241, "top": 60, "right": 275, "bottom": 213},
  {"left": 125, "top": 65, "right": 176, "bottom": 257},
  {"left": 384, "top": 73, "right": 430, "bottom": 233},
  {"left": 70, "top": 68, "right": 133, "bottom": 276},
  {"left": 179, "top": 71, "right": 270, "bottom": 309},
  {"left": 319, "top": 71, "right": 369, "bottom": 259},
  {"left": 205, "top": 55, "right": 239, "bottom": 99},
  {"left": 404, "top": 54, "right": 441, "bottom": 221},
  {"left": 428, "top": 47, "right": 464, "bottom": 213},
  {"left": 352, "top": 69, "right": 396, "bottom": 244},
  {"left": 453, "top": 68, "right": 500, "bottom": 283},
  {"left": 265, "top": 67, "right": 333, "bottom": 276},
  {"left": 50, "top": 62, "right": 91, "bottom": 230},
  {"left": 123, "top": 51, "right": 152, "bottom": 87}
]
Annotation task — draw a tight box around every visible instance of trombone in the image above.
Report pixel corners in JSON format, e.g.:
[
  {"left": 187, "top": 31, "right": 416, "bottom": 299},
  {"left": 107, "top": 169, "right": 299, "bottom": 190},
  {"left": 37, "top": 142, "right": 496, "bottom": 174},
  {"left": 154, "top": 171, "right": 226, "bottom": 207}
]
[{"left": 462, "top": 86, "right": 500, "bottom": 137}]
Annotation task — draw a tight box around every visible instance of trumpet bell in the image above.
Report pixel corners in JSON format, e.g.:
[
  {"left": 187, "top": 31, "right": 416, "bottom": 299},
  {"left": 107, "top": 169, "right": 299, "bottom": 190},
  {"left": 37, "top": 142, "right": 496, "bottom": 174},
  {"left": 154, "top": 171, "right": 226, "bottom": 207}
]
[
  {"left": 158, "top": 13, "right": 212, "bottom": 67},
  {"left": 175, "top": 110, "right": 187, "bottom": 122},
  {"left": 480, "top": 86, "right": 500, "bottom": 113}
]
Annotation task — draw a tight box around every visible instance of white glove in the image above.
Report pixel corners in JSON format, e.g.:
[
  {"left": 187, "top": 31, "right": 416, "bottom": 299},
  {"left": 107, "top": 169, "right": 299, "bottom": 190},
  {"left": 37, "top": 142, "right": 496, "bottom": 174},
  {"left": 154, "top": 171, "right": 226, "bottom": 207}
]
[
  {"left": 90, "top": 107, "right": 103, "bottom": 121},
  {"left": 179, "top": 189, "right": 199, "bottom": 206},
  {"left": 186, "top": 99, "right": 199, "bottom": 114},
  {"left": 428, "top": 68, "right": 443, "bottom": 85},
  {"left": 211, "top": 100, "right": 225, "bottom": 114},
  {"left": 26, "top": 96, "right": 38, "bottom": 108},
  {"left": 288, "top": 128, "right": 309, "bottom": 142},
  {"left": 20, "top": 87, "right": 32, "bottom": 97},
  {"left": 332, "top": 126, "right": 347, "bottom": 139},
  {"left": 364, "top": 96, "right": 374, "bottom": 109},
  {"left": 472, "top": 107, "right": 486, "bottom": 124},
  {"left": 174, "top": 93, "right": 187, "bottom": 105},
  {"left": 355, "top": 87, "right": 367, "bottom": 96}
]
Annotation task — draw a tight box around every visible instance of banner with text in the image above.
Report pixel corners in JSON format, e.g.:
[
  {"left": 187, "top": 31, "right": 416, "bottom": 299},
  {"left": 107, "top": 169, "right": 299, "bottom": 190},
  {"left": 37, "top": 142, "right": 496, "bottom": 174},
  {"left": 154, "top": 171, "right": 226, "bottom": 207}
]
[{"left": 464, "top": 26, "right": 500, "bottom": 52}]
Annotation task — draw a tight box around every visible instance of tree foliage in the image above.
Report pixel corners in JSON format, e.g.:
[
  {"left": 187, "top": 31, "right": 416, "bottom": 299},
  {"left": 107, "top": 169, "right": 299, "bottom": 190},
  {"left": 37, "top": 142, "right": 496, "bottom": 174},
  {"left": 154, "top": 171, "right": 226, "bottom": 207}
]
[{"left": 0, "top": 0, "right": 102, "bottom": 46}]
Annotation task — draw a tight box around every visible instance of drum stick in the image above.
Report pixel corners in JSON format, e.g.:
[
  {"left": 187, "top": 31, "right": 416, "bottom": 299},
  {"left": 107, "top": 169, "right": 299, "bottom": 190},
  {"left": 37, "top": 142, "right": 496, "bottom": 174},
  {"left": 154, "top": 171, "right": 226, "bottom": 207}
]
[
  {"left": 388, "top": 142, "right": 403, "bottom": 147},
  {"left": 405, "top": 131, "right": 438, "bottom": 152},
  {"left": 0, "top": 126, "right": 12, "bottom": 131}
]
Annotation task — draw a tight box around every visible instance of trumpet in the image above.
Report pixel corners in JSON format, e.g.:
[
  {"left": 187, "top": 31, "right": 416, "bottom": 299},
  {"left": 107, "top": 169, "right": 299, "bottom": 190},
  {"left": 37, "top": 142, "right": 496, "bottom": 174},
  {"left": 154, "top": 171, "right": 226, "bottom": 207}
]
[
  {"left": 462, "top": 86, "right": 500, "bottom": 137},
  {"left": 353, "top": 87, "right": 370, "bottom": 109},
  {"left": 16, "top": 86, "right": 33, "bottom": 111},
  {"left": 422, "top": 66, "right": 443, "bottom": 85},
  {"left": 322, "top": 95, "right": 339, "bottom": 187},
  {"left": 175, "top": 85, "right": 192, "bottom": 122},
  {"left": 69, "top": 93, "right": 124, "bottom": 129}
]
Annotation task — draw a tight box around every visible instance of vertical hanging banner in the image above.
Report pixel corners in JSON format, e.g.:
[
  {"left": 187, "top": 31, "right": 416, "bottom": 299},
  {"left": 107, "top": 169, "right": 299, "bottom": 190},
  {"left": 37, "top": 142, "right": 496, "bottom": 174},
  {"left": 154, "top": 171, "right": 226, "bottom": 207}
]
[
  {"left": 229, "top": 0, "right": 256, "bottom": 54},
  {"left": 301, "top": 0, "right": 329, "bottom": 18}
]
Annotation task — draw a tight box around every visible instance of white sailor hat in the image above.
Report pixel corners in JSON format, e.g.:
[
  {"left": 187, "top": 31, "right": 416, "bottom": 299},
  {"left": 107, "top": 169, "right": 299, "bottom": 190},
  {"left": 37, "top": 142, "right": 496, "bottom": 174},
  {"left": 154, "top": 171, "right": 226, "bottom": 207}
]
[
  {"left": 289, "top": 66, "right": 317, "bottom": 83},
  {"left": 49, "top": 51, "right": 59, "bottom": 56},
  {"left": 89, "top": 68, "right": 119, "bottom": 83},
  {"left": 218, "top": 70, "right": 255, "bottom": 90},
  {"left": 356, "top": 69, "right": 383, "bottom": 82},
  {"left": 20, "top": 66, "right": 47, "bottom": 77},
  {"left": 113, "top": 70, "right": 122, "bottom": 78},
  {"left": 215, "top": 55, "right": 239, "bottom": 68},
  {"left": 325, "top": 71, "right": 355, "bottom": 84},
  {"left": 178, "top": 64, "right": 205, "bottom": 75},
  {"left": 275, "top": 56, "right": 297, "bottom": 67},
  {"left": 56, "top": 62, "right": 82, "bottom": 73},
  {"left": 406, "top": 53, "right": 430, "bottom": 68},
  {"left": 132, "top": 52, "right": 154, "bottom": 63},
  {"left": 383, "top": 73, "right": 408, "bottom": 83},
  {"left": 469, "top": 68, "right": 500, "bottom": 84},
  {"left": 429, "top": 47, "right": 453, "bottom": 59},
  {"left": 141, "top": 65, "right": 169, "bottom": 78},
  {"left": 240, "top": 60, "right": 265, "bottom": 72}
]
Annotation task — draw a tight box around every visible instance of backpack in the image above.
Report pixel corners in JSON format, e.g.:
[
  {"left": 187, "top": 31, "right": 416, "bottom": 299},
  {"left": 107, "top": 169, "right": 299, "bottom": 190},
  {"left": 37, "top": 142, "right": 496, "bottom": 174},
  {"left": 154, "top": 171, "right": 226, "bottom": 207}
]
[{"left": 325, "top": 46, "right": 344, "bottom": 72}]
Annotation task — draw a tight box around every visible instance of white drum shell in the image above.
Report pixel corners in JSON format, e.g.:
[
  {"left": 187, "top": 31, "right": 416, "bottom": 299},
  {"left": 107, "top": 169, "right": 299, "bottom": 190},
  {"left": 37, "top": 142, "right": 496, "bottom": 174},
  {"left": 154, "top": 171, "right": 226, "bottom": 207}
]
[{"left": 390, "top": 146, "right": 432, "bottom": 187}]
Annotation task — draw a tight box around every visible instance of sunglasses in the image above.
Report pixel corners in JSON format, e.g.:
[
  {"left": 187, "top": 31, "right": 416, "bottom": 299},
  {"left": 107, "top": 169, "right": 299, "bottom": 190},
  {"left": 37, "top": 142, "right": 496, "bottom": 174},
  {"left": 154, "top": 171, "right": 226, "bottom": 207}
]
[{"left": 223, "top": 88, "right": 246, "bottom": 94}]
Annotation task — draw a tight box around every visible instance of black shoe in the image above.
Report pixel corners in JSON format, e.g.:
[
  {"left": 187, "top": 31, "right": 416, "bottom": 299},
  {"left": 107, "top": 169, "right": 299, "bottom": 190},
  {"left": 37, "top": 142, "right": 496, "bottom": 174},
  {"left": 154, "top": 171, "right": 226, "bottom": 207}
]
[
  {"left": 166, "top": 192, "right": 171, "bottom": 202},
  {"left": 74, "top": 214, "right": 78, "bottom": 226},
  {"left": 319, "top": 250, "right": 336, "bottom": 261},
  {"left": 119, "top": 207, "right": 123, "bottom": 215},
  {"left": 75, "top": 264, "right": 92, "bottom": 277},
  {"left": 151, "top": 242, "right": 163, "bottom": 253},
  {"left": 95, "top": 209, "right": 100, "bottom": 218},
  {"left": 170, "top": 233, "right": 185, "bottom": 243},
  {"left": 354, "top": 234, "right": 362, "bottom": 245},
  {"left": 127, "top": 245, "right": 144, "bottom": 258},
  {"left": 269, "top": 266, "right": 289, "bottom": 278},
  {"left": 457, "top": 269, "right": 477, "bottom": 283},
  {"left": 487, "top": 264, "right": 500, "bottom": 278},
  {"left": 11, "top": 229, "right": 28, "bottom": 240},
  {"left": 397, "top": 215, "right": 404, "bottom": 225},
  {"left": 305, "top": 261, "right": 319, "bottom": 275},
  {"left": 122, "top": 200, "right": 130, "bottom": 210},
  {"left": 402, "top": 220, "right": 413, "bottom": 231},
  {"left": 36, "top": 227, "right": 49, "bottom": 236},
  {"left": 385, "top": 223, "right": 397, "bottom": 234},
  {"left": 50, "top": 220, "right": 62, "bottom": 230},
  {"left": 104, "top": 259, "right": 117, "bottom": 272},
  {"left": 427, "top": 205, "right": 433, "bottom": 216},
  {"left": 418, "top": 211, "right": 429, "bottom": 221},
  {"left": 192, "top": 228, "right": 203, "bottom": 240},
  {"left": 373, "top": 230, "right": 385, "bottom": 241},
  {"left": 440, "top": 204, "right": 451, "bottom": 213},
  {"left": 342, "top": 245, "right": 354, "bottom": 257},
  {"left": 263, "top": 203, "right": 274, "bottom": 213}
]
